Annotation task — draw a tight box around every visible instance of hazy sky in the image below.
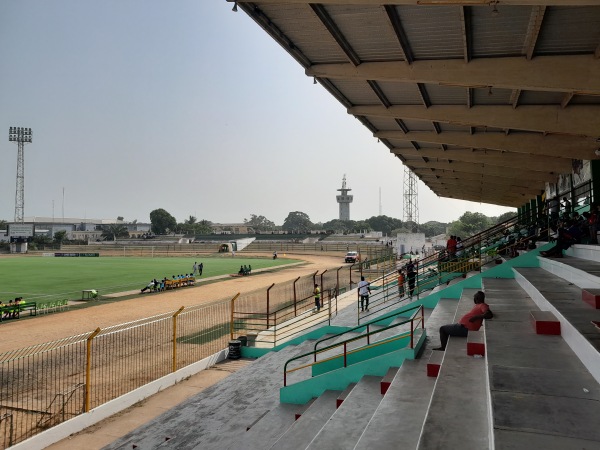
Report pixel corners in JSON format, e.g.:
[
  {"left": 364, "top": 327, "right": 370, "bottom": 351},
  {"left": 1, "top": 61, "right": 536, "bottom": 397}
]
[{"left": 0, "top": 1, "right": 513, "bottom": 226}]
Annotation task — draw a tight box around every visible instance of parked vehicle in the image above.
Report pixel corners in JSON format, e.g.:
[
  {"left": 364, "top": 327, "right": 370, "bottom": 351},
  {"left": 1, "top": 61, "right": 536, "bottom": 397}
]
[{"left": 345, "top": 251, "right": 359, "bottom": 263}]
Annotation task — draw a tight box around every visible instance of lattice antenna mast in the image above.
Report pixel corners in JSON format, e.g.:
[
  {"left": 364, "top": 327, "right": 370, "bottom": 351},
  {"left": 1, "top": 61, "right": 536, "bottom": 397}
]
[
  {"left": 9, "top": 127, "right": 32, "bottom": 223},
  {"left": 403, "top": 166, "right": 419, "bottom": 232}
]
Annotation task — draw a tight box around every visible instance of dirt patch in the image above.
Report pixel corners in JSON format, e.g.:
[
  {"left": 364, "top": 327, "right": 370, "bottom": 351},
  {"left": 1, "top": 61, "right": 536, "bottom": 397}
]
[{"left": 0, "top": 254, "right": 348, "bottom": 354}]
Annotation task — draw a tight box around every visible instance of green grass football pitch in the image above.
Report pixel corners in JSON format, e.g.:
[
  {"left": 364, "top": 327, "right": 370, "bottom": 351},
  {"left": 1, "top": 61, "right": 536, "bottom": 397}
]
[{"left": 0, "top": 256, "right": 300, "bottom": 303}]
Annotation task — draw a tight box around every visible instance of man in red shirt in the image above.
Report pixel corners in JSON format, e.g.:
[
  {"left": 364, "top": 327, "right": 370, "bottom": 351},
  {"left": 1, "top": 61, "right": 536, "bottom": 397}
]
[{"left": 434, "top": 291, "right": 493, "bottom": 351}]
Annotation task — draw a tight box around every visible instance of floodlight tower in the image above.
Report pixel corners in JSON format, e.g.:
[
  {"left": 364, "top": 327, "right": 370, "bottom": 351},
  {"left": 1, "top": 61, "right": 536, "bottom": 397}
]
[
  {"left": 336, "top": 174, "right": 353, "bottom": 221},
  {"left": 8, "top": 127, "right": 32, "bottom": 223},
  {"left": 403, "top": 166, "right": 419, "bottom": 232}
]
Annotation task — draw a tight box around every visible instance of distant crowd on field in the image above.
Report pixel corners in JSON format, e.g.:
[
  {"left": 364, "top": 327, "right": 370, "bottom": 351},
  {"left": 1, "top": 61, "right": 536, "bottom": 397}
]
[
  {"left": 237, "top": 265, "right": 252, "bottom": 276},
  {"left": 140, "top": 274, "right": 196, "bottom": 293},
  {"left": 0, "top": 297, "right": 25, "bottom": 320},
  {"left": 140, "top": 260, "right": 205, "bottom": 294}
]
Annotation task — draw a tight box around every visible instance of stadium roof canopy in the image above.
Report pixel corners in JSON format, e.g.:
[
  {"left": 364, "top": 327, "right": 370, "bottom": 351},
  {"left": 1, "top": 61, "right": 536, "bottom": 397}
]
[{"left": 231, "top": 0, "right": 600, "bottom": 207}]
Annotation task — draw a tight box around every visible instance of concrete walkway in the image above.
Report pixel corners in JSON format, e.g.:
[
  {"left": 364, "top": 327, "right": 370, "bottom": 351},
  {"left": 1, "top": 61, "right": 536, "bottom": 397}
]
[{"left": 47, "top": 359, "right": 251, "bottom": 450}]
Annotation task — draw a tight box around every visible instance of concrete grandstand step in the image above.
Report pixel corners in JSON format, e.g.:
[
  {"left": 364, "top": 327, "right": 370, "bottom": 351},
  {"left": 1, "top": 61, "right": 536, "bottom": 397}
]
[
  {"left": 225, "top": 403, "right": 298, "bottom": 450},
  {"left": 103, "top": 338, "right": 320, "bottom": 450},
  {"left": 417, "top": 289, "right": 491, "bottom": 450},
  {"left": 538, "top": 251, "right": 600, "bottom": 289},
  {"left": 306, "top": 375, "right": 383, "bottom": 450},
  {"left": 514, "top": 267, "right": 600, "bottom": 374},
  {"left": 270, "top": 390, "right": 341, "bottom": 450},
  {"left": 355, "top": 358, "right": 436, "bottom": 450},
  {"left": 423, "top": 298, "right": 462, "bottom": 349},
  {"left": 483, "top": 278, "right": 600, "bottom": 448},
  {"left": 380, "top": 366, "right": 398, "bottom": 394}
]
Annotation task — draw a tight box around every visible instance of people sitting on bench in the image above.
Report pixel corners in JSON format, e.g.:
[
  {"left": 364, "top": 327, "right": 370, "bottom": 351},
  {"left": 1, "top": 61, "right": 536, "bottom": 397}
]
[{"left": 141, "top": 279, "right": 156, "bottom": 293}]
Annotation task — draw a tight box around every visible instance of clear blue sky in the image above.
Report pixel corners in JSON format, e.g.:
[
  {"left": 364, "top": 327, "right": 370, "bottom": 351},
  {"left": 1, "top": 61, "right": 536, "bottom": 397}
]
[{"left": 0, "top": 1, "right": 513, "bottom": 226}]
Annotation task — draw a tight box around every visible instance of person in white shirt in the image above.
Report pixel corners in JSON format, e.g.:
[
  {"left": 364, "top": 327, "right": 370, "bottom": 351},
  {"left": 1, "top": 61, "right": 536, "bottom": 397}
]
[{"left": 358, "top": 276, "right": 371, "bottom": 312}]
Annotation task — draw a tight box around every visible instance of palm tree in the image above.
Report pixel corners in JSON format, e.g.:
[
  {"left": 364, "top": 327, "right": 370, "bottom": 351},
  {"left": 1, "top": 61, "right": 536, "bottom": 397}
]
[{"left": 102, "top": 224, "right": 129, "bottom": 241}]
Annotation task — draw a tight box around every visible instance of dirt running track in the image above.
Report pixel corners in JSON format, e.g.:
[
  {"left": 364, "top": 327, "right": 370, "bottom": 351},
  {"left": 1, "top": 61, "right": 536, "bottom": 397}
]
[{"left": 0, "top": 254, "right": 346, "bottom": 354}]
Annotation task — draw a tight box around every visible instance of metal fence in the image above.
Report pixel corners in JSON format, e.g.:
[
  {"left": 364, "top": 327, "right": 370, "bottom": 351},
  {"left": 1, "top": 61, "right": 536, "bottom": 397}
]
[{"left": 0, "top": 300, "right": 231, "bottom": 448}]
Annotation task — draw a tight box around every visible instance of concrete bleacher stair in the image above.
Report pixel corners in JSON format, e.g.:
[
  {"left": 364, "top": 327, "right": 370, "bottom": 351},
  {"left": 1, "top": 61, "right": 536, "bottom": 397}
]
[
  {"left": 483, "top": 277, "right": 600, "bottom": 448},
  {"left": 102, "top": 339, "right": 319, "bottom": 450},
  {"left": 305, "top": 375, "right": 383, "bottom": 449},
  {"left": 103, "top": 243, "right": 600, "bottom": 450},
  {"left": 269, "top": 390, "right": 341, "bottom": 450},
  {"left": 417, "top": 289, "right": 491, "bottom": 449}
]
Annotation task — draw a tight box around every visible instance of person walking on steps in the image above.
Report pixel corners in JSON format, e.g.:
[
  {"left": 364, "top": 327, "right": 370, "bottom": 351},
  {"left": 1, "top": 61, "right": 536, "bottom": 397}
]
[
  {"left": 358, "top": 276, "right": 371, "bottom": 312},
  {"left": 314, "top": 284, "right": 321, "bottom": 312}
]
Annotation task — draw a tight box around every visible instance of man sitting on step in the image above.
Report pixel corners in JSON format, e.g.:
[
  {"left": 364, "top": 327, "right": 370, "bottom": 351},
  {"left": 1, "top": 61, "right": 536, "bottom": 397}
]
[{"left": 433, "top": 290, "right": 493, "bottom": 351}]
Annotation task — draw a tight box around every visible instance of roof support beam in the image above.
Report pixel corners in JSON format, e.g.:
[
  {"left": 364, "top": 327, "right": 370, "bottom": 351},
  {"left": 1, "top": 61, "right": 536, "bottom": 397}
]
[
  {"left": 415, "top": 167, "right": 544, "bottom": 188},
  {"left": 239, "top": 1, "right": 600, "bottom": 6},
  {"left": 384, "top": 5, "right": 413, "bottom": 64},
  {"left": 407, "top": 159, "right": 557, "bottom": 182},
  {"left": 392, "top": 146, "right": 572, "bottom": 172},
  {"left": 460, "top": 6, "right": 471, "bottom": 62},
  {"left": 310, "top": 4, "right": 361, "bottom": 66},
  {"left": 306, "top": 55, "right": 600, "bottom": 95},
  {"left": 376, "top": 130, "right": 598, "bottom": 160},
  {"left": 349, "top": 104, "right": 600, "bottom": 137},
  {"left": 425, "top": 176, "right": 542, "bottom": 194},
  {"left": 523, "top": 6, "right": 546, "bottom": 60}
]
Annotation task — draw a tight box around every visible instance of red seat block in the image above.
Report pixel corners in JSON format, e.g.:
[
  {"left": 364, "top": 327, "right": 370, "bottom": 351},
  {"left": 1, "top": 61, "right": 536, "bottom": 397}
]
[
  {"left": 582, "top": 289, "right": 600, "bottom": 309},
  {"left": 530, "top": 310, "right": 561, "bottom": 335},
  {"left": 381, "top": 367, "right": 398, "bottom": 395},
  {"left": 427, "top": 351, "right": 443, "bottom": 377},
  {"left": 467, "top": 330, "right": 485, "bottom": 356}
]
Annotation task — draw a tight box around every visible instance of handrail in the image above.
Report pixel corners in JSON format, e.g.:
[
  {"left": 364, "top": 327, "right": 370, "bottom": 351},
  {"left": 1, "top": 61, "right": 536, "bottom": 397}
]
[
  {"left": 314, "top": 303, "right": 424, "bottom": 355},
  {"left": 283, "top": 305, "right": 423, "bottom": 386}
]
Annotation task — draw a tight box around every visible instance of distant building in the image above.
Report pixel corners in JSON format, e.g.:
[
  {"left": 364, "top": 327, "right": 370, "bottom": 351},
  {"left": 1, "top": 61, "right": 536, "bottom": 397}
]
[
  {"left": 210, "top": 223, "right": 255, "bottom": 234},
  {"left": 13, "top": 217, "right": 150, "bottom": 241},
  {"left": 336, "top": 175, "right": 353, "bottom": 221}
]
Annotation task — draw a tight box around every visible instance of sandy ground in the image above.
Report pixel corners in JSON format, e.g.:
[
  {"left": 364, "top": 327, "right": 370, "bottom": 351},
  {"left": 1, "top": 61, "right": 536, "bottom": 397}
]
[
  {"left": 0, "top": 254, "right": 346, "bottom": 354},
  {"left": 2, "top": 253, "right": 348, "bottom": 449}
]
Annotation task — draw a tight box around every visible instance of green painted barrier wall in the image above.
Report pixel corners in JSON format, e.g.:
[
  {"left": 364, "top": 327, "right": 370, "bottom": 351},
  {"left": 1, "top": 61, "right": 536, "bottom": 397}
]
[{"left": 280, "top": 331, "right": 426, "bottom": 404}]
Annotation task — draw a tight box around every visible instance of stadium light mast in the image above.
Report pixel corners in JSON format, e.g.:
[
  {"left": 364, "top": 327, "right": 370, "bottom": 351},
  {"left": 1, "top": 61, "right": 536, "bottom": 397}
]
[
  {"left": 8, "top": 127, "right": 32, "bottom": 223},
  {"left": 403, "top": 166, "right": 419, "bottom": 232}
]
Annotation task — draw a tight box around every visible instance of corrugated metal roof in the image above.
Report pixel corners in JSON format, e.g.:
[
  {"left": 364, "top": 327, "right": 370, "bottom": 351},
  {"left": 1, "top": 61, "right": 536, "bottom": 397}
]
[
  {"left": 471, "top": 6, "right": 531, "bottom": 57},
  {"left": 242, "top": 1, "right": 600, "bottom": 208},
  {"left": 396, "top": 5, "right": 464, "bottom": 60},
  {"left": 326, "top": 5, "right": 406, "bottom": 62},
  {"left": 536, "top": 6, "right": 600, "bottom": 55}
]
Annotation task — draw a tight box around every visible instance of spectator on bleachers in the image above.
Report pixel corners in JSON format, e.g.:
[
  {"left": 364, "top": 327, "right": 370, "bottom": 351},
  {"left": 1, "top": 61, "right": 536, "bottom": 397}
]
[
  {"left": 589, "top": 203, "right": 599, "bottom": 245},
  {"left": 397, "top": 269, "right": 405, "bottom": 297},
  {"left": 434, "top": 290, "right": 493, "bottom": 351},
  {"left": 540, "top": 219, "right": 582, "bottom": 258},
  {"left": 446, "top": 235, "right": 457, "bottom": 259},
  {"left": 406, "top": 259, "right": 417, "bottom": 297}
]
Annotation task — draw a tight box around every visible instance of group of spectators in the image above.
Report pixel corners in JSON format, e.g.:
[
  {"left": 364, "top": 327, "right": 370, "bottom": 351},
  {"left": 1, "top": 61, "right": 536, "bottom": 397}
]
[
  {"left": 237, "top": 265, "right": 252, "bottom": 276},
  {"left": 140, "top": 274, "right": 196, "bottom": 293},
  {"left": 541, "top": 203, "right": 600, "bottom": 257},
  {"left": 397, "top": 259, "right": 417, "bottom": 299},
  {"left": 0, "top": 297, "right": 25, "bottom": 320}
]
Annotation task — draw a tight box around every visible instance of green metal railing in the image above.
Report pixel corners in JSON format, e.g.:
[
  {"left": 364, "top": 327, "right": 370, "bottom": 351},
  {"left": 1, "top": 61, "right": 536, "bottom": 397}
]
[{"left": 283, "top": 304, "right": 424, "bottom": 387}]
